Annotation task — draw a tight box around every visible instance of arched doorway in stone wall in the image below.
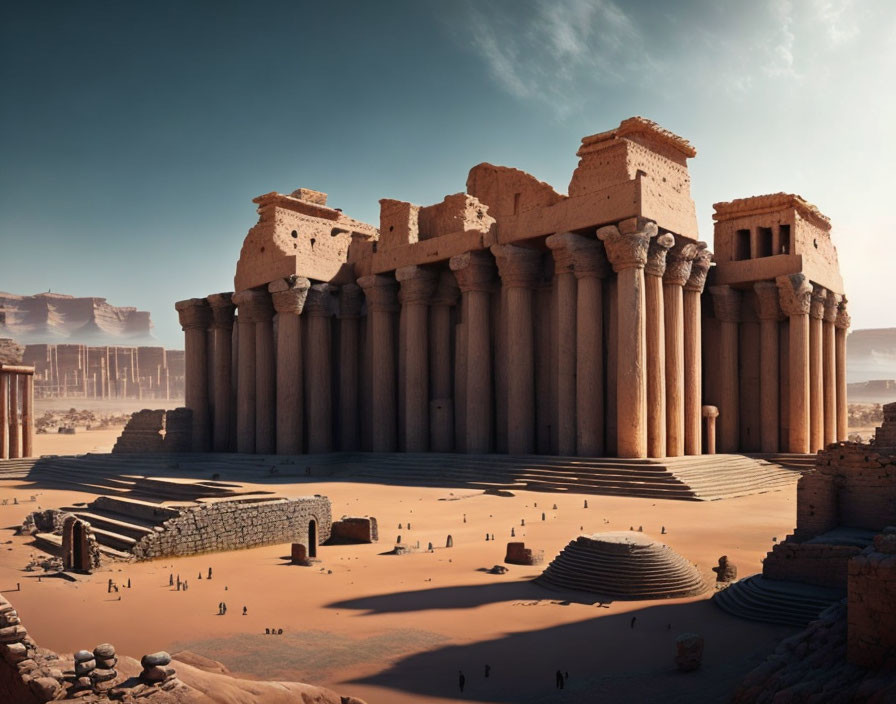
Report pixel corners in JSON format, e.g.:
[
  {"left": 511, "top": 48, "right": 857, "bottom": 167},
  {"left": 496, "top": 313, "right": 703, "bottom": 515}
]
[
  {"left": 62, "top": 515, "right": 91, "bottom": 572},
  {"left": 308, "top": 519, "right": 317, "bottom": 558}
]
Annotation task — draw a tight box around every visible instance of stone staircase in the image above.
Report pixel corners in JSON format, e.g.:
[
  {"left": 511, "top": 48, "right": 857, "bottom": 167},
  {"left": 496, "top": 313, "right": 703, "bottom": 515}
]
[
  {"left": 538, "top": 533, "right": 707, "bottom": 599},
  {"left": 0, "top": 450, "right": 806, "bottom": 502},
  {"left": 712, "top": 575, "right": 843, "bottom": 627}
]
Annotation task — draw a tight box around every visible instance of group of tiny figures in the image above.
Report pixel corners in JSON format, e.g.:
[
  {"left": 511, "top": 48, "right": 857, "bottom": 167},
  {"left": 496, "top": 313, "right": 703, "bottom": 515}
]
[
  {"left": 456, "top": 667, "right": 569, "bottom": 691},
  {"left": 264, "top": 628, "right": 284, "bottom": 635}
]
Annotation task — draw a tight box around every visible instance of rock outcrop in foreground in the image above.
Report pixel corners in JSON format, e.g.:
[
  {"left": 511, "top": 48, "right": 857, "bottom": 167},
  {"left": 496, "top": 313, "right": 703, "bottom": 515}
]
[{"left": 0, "top": 593, "right": 365, "bottom": 703}]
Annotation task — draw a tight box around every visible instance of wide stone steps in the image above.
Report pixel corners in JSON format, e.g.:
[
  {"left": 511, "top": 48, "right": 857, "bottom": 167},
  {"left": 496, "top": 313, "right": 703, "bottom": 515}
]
[
  {"left": 63, "top": 509, "right": 157, "bottom": 541},
  {"left": 712, "top": 575, "right": 843, "bottom": 627}
]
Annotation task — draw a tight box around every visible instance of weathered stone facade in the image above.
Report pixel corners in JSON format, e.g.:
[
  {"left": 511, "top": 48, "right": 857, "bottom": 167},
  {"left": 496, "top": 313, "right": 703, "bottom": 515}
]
[
  {"left": 132, "top": 496, "right": 331, "bottom": 560},
  {"left": 847, "top": 528, "right": 896, "bottom": 668}
]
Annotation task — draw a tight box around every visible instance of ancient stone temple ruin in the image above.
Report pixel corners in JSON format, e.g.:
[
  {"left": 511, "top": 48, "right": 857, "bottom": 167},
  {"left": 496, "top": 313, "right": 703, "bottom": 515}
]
[{"left": 175, "top": 117, "right": 849, "bottom": 459}]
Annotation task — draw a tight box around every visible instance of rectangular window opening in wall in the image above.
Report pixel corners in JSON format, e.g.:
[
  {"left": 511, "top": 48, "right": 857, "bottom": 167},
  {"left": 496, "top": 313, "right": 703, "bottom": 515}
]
[
  {"left": 779, "top": 224, "right": 791, "bottom": 254},
  {"left": 735, "top": 229, "right": 751, "bottom": 261},
  {"left": 513, "top": 192, "right": 521, "bottom": 215},
  {"left": 757, "top": 227, "right": 773, "bottom": 258}
]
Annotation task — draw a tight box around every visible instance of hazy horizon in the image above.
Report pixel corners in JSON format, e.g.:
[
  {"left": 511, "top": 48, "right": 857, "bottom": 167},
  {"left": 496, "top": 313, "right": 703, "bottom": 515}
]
[{"left": 2, "top": 1, "right": 895, "bottom": 348}]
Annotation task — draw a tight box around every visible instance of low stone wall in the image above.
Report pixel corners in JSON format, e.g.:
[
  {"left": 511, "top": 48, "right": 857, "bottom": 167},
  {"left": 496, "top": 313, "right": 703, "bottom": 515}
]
[
  {"left": 848, "top": 529, "right": 896, "bottom": 668},
  {"left": 329, "top": 516, "right": 378, "bottom": 543},
  {"left": 763, "top": 541, "right": 861, "bottom": 590},
  {"left": 505, "top": 541, "right": 544, "bottom": 566},
  {"left": 132, "top": 496, "right": 331, "bottom": 560}
]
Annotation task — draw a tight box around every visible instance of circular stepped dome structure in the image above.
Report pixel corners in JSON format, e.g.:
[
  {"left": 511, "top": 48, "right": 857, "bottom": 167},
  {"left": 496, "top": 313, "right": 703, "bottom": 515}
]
[{"left": 538, "top": 532, "right": 707, "bottom": 599}]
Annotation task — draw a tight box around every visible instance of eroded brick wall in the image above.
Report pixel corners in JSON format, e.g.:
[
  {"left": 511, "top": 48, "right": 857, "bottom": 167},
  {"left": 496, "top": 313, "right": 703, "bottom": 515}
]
[
  {"left": 763, "top": 542, "right": 861, "bottom": 590},
  {"left": 847, "top": 530, "right": 896, "bottom": 668},
  {"left": 132, "top": 497, "right": 331, "bottom": 559}
]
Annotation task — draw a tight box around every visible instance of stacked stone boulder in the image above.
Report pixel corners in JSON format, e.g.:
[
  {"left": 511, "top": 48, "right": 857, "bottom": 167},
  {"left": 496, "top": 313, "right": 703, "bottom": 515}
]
[
  {"left": 131, "top": 496, "right": 331, "bottom": 559},
  {"left": 0, "top": 593, "right": 65, "bottom": 703},
  {"left": 140, "top": 651, "right": 177, "bottom": 687}
]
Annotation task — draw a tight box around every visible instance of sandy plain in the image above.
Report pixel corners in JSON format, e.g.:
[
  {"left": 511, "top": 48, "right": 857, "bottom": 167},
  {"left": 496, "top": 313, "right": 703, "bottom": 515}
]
[{"left": 0, "top": 418, "right": 802, "bottom": 703}]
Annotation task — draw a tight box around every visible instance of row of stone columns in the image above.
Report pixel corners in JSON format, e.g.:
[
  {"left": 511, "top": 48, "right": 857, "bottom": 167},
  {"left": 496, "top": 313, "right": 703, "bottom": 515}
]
[
  {"left": 0, "top": 366, "right": 34, "bottom": 459},
  {"left": 707, "top": 275, "right": 849, "bottom": 455},
  {"left": 178, "top": 222, "right": 715, "bottom": 459}
]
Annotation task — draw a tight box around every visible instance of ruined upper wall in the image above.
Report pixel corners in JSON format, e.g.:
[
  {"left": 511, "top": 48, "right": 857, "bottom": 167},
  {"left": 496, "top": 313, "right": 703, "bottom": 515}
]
[
  {"left": 234, "top": 188, "right": 377, "bottom": 292},
  {"left": 711, "top": 193, "right": 844, "bottom": 294}
]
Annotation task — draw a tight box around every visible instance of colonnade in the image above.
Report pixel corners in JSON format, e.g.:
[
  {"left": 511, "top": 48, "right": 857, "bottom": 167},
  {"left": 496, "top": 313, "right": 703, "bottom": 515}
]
[
  {"left": 706, "top": 274, "right": 848, "bottom": 455},
  {"left": 0, "top": 365, "right": 35, "bottom": 459},
  {"left": 178, "top": 221, "right": 719, "bottom": 458}
]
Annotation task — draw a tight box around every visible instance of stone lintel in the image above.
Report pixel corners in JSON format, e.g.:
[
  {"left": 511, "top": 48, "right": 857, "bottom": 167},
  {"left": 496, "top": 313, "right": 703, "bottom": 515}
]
[{"left": 753, "top": 281, "right": 782, "bottom": 321}]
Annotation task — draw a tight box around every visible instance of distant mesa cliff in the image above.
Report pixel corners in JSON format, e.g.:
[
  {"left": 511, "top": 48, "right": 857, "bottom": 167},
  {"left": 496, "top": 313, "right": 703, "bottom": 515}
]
[
  {"left": 0, "top": 292, "right": 155, "bottom": 346},
  {"left": 848, "top": 328, "right": 896, "bottom": 384}
]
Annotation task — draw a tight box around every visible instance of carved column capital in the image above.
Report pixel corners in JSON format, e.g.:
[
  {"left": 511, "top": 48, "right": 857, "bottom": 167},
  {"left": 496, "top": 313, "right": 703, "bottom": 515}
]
[
  {"left": 545, "top": 233, "right": 577, "bottom": 274},
  {"left": 175, "top": 298, "right": 211, "bottom": 331},
  {"left": 338, "top": 283, "right": 364, "bottom": 319},
  {"left": 684, "top": 243, "right": 712, "bottom": 293},
  {"left": 597, "top": 219, "right": 657, "bottom": 272},
  {"left": 206, "top": 292, "right": 236, "bottom": 329},
  {"left": 396, "top": 265, "right": 439, "bottom": 304},
  {"left": 710, "top": 285, "right": 741, "bottom": 323},
  {"left": 810, "top": 285, "right": 827, "bottom": 321},
  {"left": 232, "top": 288, "right": 274, "bottom": 324},
  {"left": 431, "top": 270, "right": 460, "bottom": 307},
  {"left": 753, "top": 281, "right": 782, "bottom": 321},
  {"left": 645, "top": 233, "right": 675, "bottom": 278},
  {"left": 565, "top": 234, "right": 609, "bottom": 279},
  {"left": 823, "top": 291, "right": 841, "bottom": 324},
  {"left": 358, "top": 274, "right": 399, "bottom": 312},
  {"left": 835, "top": 297, "right": 851, "bottom": 330},
  {"left": 663, "top": 239, "right": 699, "bottom": 287},
  {"left": 491, "top": 244, "right": 542, "bottom": 288},
  {"left": 304, "top": 283, "right": 334, "bottom": 317},
  {"left": 449, "top": 250, "right": 496, "bottom": 293},
  {"left": 776, "top": 274, "right": 813, "bottom": 317},
  {"left": 269, "top": 277, "right": 310, "bottom": 315}
]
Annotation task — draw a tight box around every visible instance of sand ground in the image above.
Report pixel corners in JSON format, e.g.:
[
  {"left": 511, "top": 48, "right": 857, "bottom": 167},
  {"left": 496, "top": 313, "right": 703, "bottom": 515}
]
[{"left": 0, "top": 427, "right": 799, "bottom": 703}]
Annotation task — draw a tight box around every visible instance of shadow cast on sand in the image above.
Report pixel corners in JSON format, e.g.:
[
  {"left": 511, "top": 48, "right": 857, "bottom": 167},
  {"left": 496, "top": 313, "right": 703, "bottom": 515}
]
[{"left": 344, "top": 599, "right": 793, "bottom": 704}]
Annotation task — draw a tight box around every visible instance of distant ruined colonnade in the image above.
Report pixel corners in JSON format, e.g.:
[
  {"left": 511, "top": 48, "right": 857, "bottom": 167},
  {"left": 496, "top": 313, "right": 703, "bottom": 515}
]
[{"left": 1, "top": 364, "right": 34, "bottom": 459}]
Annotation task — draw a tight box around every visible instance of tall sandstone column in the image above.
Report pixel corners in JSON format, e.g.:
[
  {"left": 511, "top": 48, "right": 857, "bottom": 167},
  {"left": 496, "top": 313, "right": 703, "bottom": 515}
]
[
  {"left": 663, "top": 240, "right": 698, "bottom": 457},
  {"left": 358, "top": 275, "right": 399, "bottom": 452},
  {"left": 305, "top": 284, "right": 334, "bottom": 454},
  {"left": 598, "top": 218, "right": 657, "bottom": 459},
  {"left": 232, "top": 290, "right": 263, "bottom": 453},
  {"left": 754, "top": 281, "right": 781, "bottom": 453},
  {"left": 568, "top": 235, "right": 608, "bottom": 457},
  {"left": 777, "top": 274, "right": 813, "bottom": 453},
  {"left": 822, "top": 290, "right": 839, "bottom": 447},
  {"left": 809, "top": 285, "right": 827, "bottom": 452},
  {"left": 683, "top": 245, "right": 711, "bottom": 455},
  {"left": 175, "top": 298, "right": 211, "bottom": 452},
  {"left": 492, "top": 244, "right": 541, "bottom": 455},
  {"left": 8, "top": 374, "right": 19, "bottom": 459},
  {"left": 397, "top": 266, "right": 438, "bottom": 453},
  {"left": 22, "top": 373, "right": 33, "bottom": 458},
  {"left": 450, "top": 251, "right": 495, "bottom": 454},
  {"left": 252, "top": 291, "right": 276, "bottom": 455},
  {"left": 430, "top": 271, "right": 459, "bottom": 452},
  {"left": 710, "top": 285, "right": 741, "bottom": 454},
  {"left": 207, "top": 293, "right": 235, "bottom": 452},
  {"left": 338, "top": 284, "right": 363, "bottom": 451},
  {"left": 0, "top": 373, "right": 7, "bottom": 459},
  {"left": 835, "top": 298, "right": 850, "bottom": 442},
  {"left": 645, "top": 233, "right": 675, "bottom": 458},
  {"left": 269, "top": 278, "right": 310, "bottom": 455},
  {"left": 546, "top": 234, "right": 578, "bottom": 456}
]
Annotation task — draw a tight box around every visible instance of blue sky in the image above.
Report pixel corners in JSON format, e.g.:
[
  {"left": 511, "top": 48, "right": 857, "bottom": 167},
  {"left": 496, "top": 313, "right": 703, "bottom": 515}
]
[{"left": 2, "top": 0, "right": 894, "bottom": 348}]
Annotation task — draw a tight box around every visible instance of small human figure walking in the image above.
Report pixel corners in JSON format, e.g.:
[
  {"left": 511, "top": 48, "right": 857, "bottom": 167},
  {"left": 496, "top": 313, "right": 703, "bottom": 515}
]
[
  {"left": 458, "top": 670, "right": 465, "bottom": 692},
  {"left": 630, "top": 616, "right": 637, "bottom": 629},
  {"left": 555, "top": 669, "right": 564, "bottom": 689},
  {"left": 484, "top": 664, "right": 490, "bottom": 678},
  {"left": 242, "top": 605, "right": 247, "bottom": 616}
]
